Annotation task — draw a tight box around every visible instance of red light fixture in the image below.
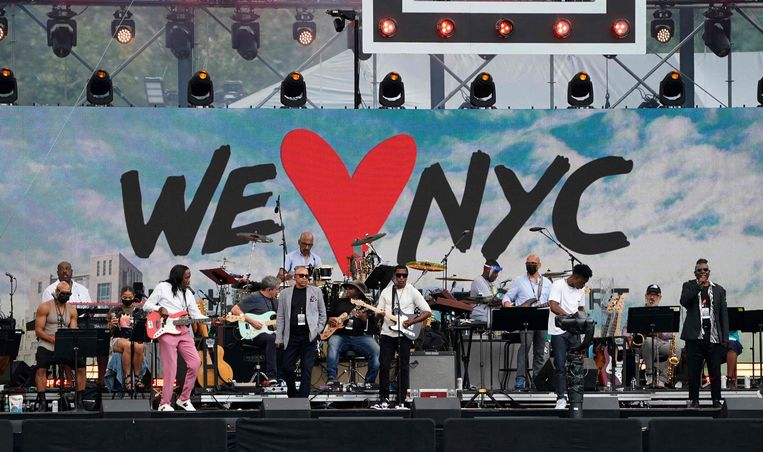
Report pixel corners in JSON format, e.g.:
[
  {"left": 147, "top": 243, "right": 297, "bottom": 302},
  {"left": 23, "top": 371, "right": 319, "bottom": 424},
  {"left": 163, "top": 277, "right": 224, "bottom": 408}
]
[
  {"left": 496, "top": 19, "right": 513, "bottom": 39},
  {"left": 611, "top": 19, "right": 630, "bottom": 39},
  {"left": 379, "top": 17, "right": 398, "bottom": 38},
  {"left": 437, "top": 18, "right": 455, "bottom": 38},
  {"left": 553, "top": 18, "right": 571, "bottom": 39}
]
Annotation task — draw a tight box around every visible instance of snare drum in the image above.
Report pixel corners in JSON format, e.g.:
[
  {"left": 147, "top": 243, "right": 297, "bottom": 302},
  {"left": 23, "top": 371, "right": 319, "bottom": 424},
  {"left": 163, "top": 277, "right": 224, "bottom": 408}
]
[{"left": 317, "top": 265, "right": 333, "bottom": 281}]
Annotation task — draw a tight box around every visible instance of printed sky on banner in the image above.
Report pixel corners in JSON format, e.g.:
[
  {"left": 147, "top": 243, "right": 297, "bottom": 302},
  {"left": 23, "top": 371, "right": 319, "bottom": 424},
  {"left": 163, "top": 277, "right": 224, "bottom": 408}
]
[{"left": 0, "top": 107, "right": 762, "bottom": 320}]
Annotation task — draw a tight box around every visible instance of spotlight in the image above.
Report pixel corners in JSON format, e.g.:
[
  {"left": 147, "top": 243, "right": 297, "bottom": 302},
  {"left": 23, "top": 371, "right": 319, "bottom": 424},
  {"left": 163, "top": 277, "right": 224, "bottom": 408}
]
[
  {"left": 281, "top": 71, "right": 307, "bottom": 108},
  {"left": 0, "top": 13, "right": 7, "bottom": 42},
  {"left": 293, "top": 9, "right": 316, "bottom": 46},
  {"left": 611, "top": 19, "right": 630, "bottom": 39},
  {"left": 496, "top": 19, "right": 513, "bottom": 39},
  {"left": 469, "top": 72, "right": 496, "bottom": 108},
  {"left": 86, "top": 70, "right": 113, "bottom": 106},
  {"left": 379, "top": 72, "right": 405, "bottom": 108},
  {"left": 567, "top": 72, "right": 594, "bottom": 108},
  {"left": 46, "top": 6, "right": 77, "bottom": 58},
  {"left": 553, "top": 18, "right": 572, "bottom": 39},
  {"left": 0, "top": 67, "right": 17, "bottom": 104},
  {"left": 188, "top": 70, "right": 213, "bottom": 107},
  {"left": 758, "top": 76, "right": 763, "bottom": 106},
  {"left": 166, "top": 9, "right": 194, "bottom": 60},
  {"left": 437, "top": 18, "right": 455, "bottom": 38},
  {"left": 651, "top": 8, "right": 674, "bottom": 44},
  {"left": 703, "top": 7, "right": 732, "bottom": 58},
  {"left": 379, "top": 17, "right": 398, "bottom": 38},
  {"left": 112, "top": 7, "right": 135, "bottom": 45},
  {"left": 659, "top": 71, "right": 685, "bottom": 107},
  {"left": 232, "top": 7, "right": 260, "bottom": 61}
]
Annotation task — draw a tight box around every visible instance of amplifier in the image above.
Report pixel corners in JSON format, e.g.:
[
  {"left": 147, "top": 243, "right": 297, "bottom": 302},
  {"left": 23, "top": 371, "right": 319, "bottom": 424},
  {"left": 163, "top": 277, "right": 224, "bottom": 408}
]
[{"left": 410, "top": 351, "right": 456, "bottom": 390}]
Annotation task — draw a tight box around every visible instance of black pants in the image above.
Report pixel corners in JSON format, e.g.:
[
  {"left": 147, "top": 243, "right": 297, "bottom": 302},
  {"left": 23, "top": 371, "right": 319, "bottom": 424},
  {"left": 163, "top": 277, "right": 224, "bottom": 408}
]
[
  {"left": 686, "top": 339, "right": 724, "bottom": 402},
  {"left": 379, "top": 335, "right": 412, "bottom": 401},
  {"left": 282, "top": 333, "right": 315, "bottom": 398},
  {"left": 550, "top": 332, "right": 581, "bottom": 399}
]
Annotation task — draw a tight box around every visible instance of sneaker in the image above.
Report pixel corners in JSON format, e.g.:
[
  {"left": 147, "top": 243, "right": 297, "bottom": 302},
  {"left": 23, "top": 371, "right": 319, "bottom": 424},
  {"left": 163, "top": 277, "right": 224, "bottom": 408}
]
[
  {"left": 394, "top": 403, "right": 408, "bottom": 410},
  {"left": 326, "top": 380, "right": 337, "bottom": 387},
  {"left": 158, "top": 403, "right": 175, "bottom": 412},
  {"left": 175, "top": 398, "right": 196, "bottom": 411},
  {"left": 371, "top": 398, "right": 390, "bottom": 410},
  {"left": 514, "top": 377, "right": 526, "bottom": 390},
  {"left": 554, "top": 398, "right": 567, "bottom": 410}
]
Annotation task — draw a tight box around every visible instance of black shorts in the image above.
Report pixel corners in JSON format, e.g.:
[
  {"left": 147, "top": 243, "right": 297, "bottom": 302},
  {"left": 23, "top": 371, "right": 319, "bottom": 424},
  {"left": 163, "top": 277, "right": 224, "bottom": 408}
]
[{"left": 35, "top": 346, "right": 86, "bottom": 369}]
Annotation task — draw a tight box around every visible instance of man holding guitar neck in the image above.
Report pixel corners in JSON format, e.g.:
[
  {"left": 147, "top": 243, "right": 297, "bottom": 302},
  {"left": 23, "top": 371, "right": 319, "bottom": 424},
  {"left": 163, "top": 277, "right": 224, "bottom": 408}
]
[
  {"left": 230, "top": 275, "right": 281, "bottom": 386},
  {"left": 325, "top": 280, "right": 380, "bottom": 388},
  {"left": 374, "top": 264, "right": 432, "bottom": 409},
  {"left": 502, "top": 254, "right": 553, "bottom": 390}
]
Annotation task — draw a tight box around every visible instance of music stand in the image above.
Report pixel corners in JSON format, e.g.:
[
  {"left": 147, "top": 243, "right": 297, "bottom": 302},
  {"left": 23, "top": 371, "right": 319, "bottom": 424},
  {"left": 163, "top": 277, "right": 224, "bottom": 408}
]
[
  {"left": 492, "top": 308, "right": 548, "bottom": 390},
  {"left": 0, "top": 329, "right": 23, "bottom": 386},
  {"left": 54, "top": 328, "right": 110, "bottom": 410},
  {"left": 364, "top": 264, "right": 395, "bottom": 291},
  {"left": 741, "top": 309, "right": 763, "bottom": 385},
  {"left": 627, "top": 307, "right": 680, "bottom": 390}
]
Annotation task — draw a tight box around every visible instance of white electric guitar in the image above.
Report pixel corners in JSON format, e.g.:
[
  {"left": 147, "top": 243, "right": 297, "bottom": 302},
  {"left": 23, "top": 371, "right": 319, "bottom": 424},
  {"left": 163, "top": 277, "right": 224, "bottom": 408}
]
[{"left": 349, "top": 299, "right": 422, "bottom": 340}]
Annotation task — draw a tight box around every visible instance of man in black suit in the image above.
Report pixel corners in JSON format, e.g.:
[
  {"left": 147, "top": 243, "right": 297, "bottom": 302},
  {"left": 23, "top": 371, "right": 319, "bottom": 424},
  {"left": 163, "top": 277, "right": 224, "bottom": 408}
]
[{"left": 680, "top": 258, "right": 728, "bottom": 408}]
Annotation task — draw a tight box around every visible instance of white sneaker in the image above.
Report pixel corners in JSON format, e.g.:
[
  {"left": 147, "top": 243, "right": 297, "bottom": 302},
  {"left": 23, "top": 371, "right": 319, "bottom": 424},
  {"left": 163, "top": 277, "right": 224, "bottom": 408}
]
[
  {"left": 371, "top": 400, "right": 389, "bottom": 410},
  {"left": 554, "top": 398, "right": 567, "bottom": 410},
  {"left": 176, "top": 398, "right": 196, "bottom": 411},
  {"left": 158, "top": 403, "right": 175, "bottom": 412}
]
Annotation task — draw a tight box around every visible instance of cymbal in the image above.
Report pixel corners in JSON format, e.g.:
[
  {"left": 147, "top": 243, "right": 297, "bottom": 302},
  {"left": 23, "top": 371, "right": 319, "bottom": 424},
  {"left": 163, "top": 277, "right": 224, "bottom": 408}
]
[
  {"left": 406, "top": 261, "right": 446, "bottom": 272},
  {"left": 435, "top": 276, "right": 473, "bottom": 282},
  {"left": 543, "top": 271, "right": 571, "bottom": 278},
  {"left": 236, "top": 232, "right": 274, "bottom": 243},
  {"left": 351, "top": 232, "right": 387, "bottom": 247}
]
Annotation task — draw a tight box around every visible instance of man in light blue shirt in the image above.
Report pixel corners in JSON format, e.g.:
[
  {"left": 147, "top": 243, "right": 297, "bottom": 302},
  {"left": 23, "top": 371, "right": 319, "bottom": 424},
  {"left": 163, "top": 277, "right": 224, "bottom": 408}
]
[
  {"left": 279, "top": 231, "right": 322, "bottom": 282},
  {"left": 502, "top": 254, "right": 552, "bottom": 390}
]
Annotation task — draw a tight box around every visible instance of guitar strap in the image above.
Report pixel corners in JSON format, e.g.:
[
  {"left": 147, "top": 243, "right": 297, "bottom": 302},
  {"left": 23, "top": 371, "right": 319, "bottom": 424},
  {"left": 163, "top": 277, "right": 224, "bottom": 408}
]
[{"left": 536, "top": 277, "right": 543, "bottom": 301}]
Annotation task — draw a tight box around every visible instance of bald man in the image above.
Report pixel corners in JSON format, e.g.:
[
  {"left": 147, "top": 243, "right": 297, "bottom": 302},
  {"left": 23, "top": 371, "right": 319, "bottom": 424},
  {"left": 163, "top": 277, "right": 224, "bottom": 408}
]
[
  {"left": 278, "top": 232, "right": 322, "bottom": 281},
  {"left": 41, "top": 261, "right": 91, "bottom": 304}
]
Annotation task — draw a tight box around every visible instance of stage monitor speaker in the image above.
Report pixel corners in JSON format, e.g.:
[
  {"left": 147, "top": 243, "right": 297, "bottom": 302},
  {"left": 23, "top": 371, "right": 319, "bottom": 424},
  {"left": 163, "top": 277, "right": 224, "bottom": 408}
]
[
  {"left": 0, "top": 420, "right": 10, "bottom": 452},
  {"left": 534, "top": 359, "right": 554, "bottom": 391},
  {"left": 723, "top": 397, "right": 763, "bottom": 418},
  {"left": 583, "top": 357, "right": 598, "bottom": 391},
  {"left": 410, "top": 351, "right": 455, "bottom": 390},
  {"left": 412, "top": 397, "right": 461, "bottom": 427},
  {"left": 101, "top": 398, "right": 151, "bottom": 417},
  {"left": 583, "top": 396, "right": 620, "bottom": 418},
  {"left": 261, "top": 398, "right": 311, "bottom": 418}
]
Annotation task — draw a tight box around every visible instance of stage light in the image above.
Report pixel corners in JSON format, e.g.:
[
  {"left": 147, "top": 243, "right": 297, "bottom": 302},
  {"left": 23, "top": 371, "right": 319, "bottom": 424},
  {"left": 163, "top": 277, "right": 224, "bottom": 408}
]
[
  {"left": 437, "top": 18, "right": 455, "bottom": 38},
  {"left": 46, "top": 6, "right": 77, "bottom": 58},
  {"left": 0, "top": 67, "right": 17, "bottom": 104},
  {"left": 187, "top": 70, "right": 213, "bottom": 107},
  {"left": 379, "top": 18, "right": 397, "bottom": 38},
  {"left": 293, "top": 10, "right": 316, "bottom": 46},
  {"left": 166, "top": 9, "right": 194, "bottom": 60},
  {"left": 86, "top": 70, "right": 113, "bottom": 106},
  {"left": 496, "top": 19, "right": 513, "bottom": 39},
  {"left": 232, "top": 7, "right": 260, "bottom": 61},
  {"left": 553, "top": 18, "right": 571, "bottom": 39},
  {"left": 469, "top": 72, "right": 496, "bottom": 108},
  {"left": 567, "top": 72, "right": 594, "bottom": 108},
  {"left": 281, "top": 71, "right": 307, "bottom": 108},
  {"left": 703, "top": 7, "right": 732, "bottom": 58},
  {"left": 611, "top": 19, "right": 630, "bottom": 39},
  {"left": 0, "top": 13, "right": 7, "bottom": 42},
  {"left": 112, "top": 7, "right": 135, "bottom": 45},
  {"left": 758, "top": 76, "right": 763, "bottom": 106},
  {"left": 659, "top": 71, "right": 685, "bottom": 107},
  {"left": 651, "top": 8, "right": 674, "bottom": 44},
  {"left": 333, "top": 17, "right": 345, "bottom": 33},
  {"left": 379, "top": 72, "right": 405, "bottom": 108}
]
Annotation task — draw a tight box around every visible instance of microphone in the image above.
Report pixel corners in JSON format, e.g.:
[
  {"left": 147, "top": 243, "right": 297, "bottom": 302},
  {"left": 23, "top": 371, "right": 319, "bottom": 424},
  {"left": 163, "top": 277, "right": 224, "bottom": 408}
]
[
  {"left": 529, "top": 227, "right": 545, "bottom": 232},
  {"left": 461, "top": 229, "right": 471, "bottom": 236},
  {"left": 274, "top": 195, "right": 280, "bottom": 214},
  {"left": 5, "top": 272, "right": 15, "bottom": 279}
]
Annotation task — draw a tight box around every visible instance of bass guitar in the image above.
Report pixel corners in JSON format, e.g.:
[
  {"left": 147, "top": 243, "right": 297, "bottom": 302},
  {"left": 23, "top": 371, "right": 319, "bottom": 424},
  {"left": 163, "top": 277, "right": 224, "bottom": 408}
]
[
  {"left": 225, "top": 311, "right": 277, "bottom": 340},
  {"left": 320, "top": 312, "right": 350, "bottom": 340},
  {"left": 349, "top": 299, "right": 422, "bottom": 340},
  {"left": 145, "top": 310, "right": 210, "bottom": 340}
]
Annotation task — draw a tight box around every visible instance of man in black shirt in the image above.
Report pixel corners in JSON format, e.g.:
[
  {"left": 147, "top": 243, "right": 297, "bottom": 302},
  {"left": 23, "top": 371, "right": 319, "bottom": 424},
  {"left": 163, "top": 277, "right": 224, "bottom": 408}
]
[
  {"left": 325, "top": 281, "right": 380, "bottom": 388},
  {"left": 230, "top": 275, "right": 281, "bottom": 384}
]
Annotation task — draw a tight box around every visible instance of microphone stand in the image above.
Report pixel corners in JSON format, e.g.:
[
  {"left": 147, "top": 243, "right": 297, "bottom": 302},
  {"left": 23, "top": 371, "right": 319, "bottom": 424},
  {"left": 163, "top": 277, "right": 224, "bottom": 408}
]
[
  {"left": 535, "top": 229, "right": 585, "bottom": 272},
  {"left": 440, "top": 230, "right": 471, "bottom": 291},
  {"left": 276, "top": 197, "right": 288, "bottom": 280},
  {"left": 7, "top": 274, "right": 16, "bottom": 326}
]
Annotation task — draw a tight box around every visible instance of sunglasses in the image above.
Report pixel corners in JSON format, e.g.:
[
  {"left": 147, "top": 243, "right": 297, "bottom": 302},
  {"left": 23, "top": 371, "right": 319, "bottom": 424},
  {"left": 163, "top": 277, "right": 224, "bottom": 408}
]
[
  {"left": 395, "top": 273, "right": 408, "bottom": 278},
  {"left": 696, "top": 268, "right": 710, "bottom": 273},
  {"left": 295, "top": 273, "right": 310, "bottom": 278}
]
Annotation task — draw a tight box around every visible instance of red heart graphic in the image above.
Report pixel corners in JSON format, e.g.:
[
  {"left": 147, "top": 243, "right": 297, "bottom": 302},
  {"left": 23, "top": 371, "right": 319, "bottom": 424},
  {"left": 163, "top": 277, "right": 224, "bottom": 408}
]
[{"left": 281, "top": 129, "right": 416, "bottom": 275}]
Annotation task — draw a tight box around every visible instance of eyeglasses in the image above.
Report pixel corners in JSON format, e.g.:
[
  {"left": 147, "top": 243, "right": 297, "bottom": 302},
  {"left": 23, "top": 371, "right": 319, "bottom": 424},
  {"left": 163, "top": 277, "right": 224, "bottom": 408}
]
[
  {"left": 395, "top": 273, "right": 408, "bottom": 278},
  {"left": 696, "top": 268, "right": 710, "bottom": 273},
  {"left": 295, "top": 273, "right": 310, "bottom": 278}
]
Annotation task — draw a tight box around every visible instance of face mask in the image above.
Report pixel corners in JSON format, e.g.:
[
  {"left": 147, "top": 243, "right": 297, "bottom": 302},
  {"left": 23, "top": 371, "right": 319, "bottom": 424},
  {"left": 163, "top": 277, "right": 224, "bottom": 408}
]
[
  {"left": 57, "top": 292, "right": 71, "bottom": 303},
  {"left": 122, "top": 298, "right": 135, "bottom": 306},
  {"left": 526, "top": 264, "right": 538, "bottom": 274}
]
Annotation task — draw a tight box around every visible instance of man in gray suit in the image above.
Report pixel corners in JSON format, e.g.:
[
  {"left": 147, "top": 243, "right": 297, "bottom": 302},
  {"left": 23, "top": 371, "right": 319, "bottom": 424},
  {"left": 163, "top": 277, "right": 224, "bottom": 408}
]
[{"left": 276, "top": 265, "right": 327, "bottom": 397}]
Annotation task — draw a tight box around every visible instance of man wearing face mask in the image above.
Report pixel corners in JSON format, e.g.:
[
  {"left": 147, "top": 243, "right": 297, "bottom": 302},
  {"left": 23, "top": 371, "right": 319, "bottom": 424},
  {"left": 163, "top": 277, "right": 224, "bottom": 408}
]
[
  {"left": 502, "top": 254, "right": 553, "bottom": 390},
  {"left": 107, "top": 286, "right": 147, "bottom": 391},
  {"left": 41, "top": 261, "right": 91, "bottom": 303},
  {"left": 34, "top": 281, "right": 87, "bottom": 411},
  {"left": 470, "top": 259, "right": 503, "bottom": 323}
]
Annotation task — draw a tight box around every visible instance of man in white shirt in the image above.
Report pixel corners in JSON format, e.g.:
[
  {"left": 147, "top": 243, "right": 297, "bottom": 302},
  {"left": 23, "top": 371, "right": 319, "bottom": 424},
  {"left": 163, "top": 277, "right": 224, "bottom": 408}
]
[
  {"left": 469, "top": 259, "right": 502, "bottom": 323},
  {"left": 278, "top": 231, "right": 322, "bottom": 281},
  {"left": 547, "top": 264, "right": 592, "bottom": 409},
  {"left": 502, "top": 254, "right": 553, "bottom": 390},
  {"left": 41, "top": 261, "right": 91, "bottom": 303},
  {"left": 374, "top": 264, "right": 432, "bottom": 408}
]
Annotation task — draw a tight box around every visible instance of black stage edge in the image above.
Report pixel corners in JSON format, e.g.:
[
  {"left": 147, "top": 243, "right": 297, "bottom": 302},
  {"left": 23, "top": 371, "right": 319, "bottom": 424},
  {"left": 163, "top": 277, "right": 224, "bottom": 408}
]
[{"left": 648, "top": 418, "right": 763, "bottom": 452}]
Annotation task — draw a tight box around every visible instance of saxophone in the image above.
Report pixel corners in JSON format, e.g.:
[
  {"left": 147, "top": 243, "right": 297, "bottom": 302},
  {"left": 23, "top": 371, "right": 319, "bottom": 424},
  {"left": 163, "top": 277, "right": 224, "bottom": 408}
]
[{"left": 666, "top": 334, "right": 679, "bottom": 384}]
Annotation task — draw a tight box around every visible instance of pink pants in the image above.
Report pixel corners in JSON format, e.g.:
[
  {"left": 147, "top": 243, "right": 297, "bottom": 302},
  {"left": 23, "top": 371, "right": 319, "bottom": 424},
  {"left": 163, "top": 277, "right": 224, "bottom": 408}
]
[{"left": 158, "top": 326, "right": 200, "bottom": 405}]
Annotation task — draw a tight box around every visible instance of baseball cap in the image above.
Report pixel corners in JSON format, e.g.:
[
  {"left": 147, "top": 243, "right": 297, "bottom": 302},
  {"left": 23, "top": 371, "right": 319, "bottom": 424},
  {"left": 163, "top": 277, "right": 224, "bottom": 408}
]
[{"left": 645, "top": 284, "right": 661, "bottom": 294}]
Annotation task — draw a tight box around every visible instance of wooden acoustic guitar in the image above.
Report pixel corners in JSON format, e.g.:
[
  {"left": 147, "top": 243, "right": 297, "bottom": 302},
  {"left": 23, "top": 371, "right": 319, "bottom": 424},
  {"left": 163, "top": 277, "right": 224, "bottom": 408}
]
[{"left": 196, "top": 300, "right": 234, "bottom": 386}]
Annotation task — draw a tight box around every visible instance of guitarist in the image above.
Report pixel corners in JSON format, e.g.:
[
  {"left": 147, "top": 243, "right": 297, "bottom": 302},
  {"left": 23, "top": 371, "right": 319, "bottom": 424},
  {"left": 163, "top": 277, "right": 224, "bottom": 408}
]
[
  {"left": 501, "top": 253, "right": 553, "bottom": 390},
  {"left": 374, "top": 264, "right": 432, "bottom": 408},
  {"left": 143, "top": 264, "right": 208, "bottom": 412},
  {"left": 230, "top": 275, "right": 281, "bottom": 385},
  {"left": 325, "top": 280, "right": 380, "bottom": 388}
]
